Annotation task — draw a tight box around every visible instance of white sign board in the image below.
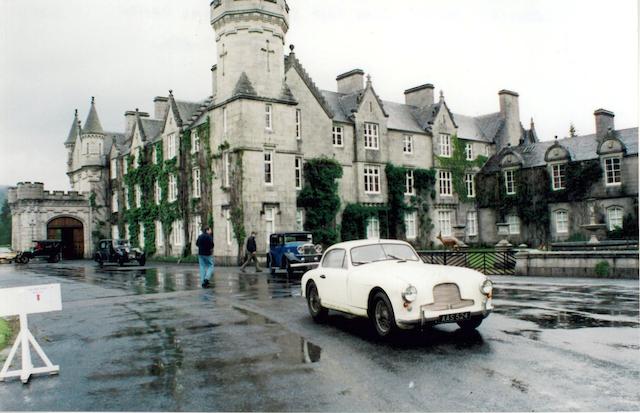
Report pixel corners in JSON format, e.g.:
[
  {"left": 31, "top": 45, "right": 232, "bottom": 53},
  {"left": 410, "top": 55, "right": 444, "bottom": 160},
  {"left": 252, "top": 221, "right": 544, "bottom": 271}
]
[{"left": 0, "top": 284, "right": 62, "bottom": 317}]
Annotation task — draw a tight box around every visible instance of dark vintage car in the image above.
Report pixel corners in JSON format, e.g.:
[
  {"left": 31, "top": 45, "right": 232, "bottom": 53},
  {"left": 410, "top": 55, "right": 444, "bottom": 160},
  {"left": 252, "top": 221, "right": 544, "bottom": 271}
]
[
  {"left": 15, "top": 240, "right": 62, "bottom": 264},
  {"left": 266, "top": 232, "right": 323, "bottom": 275},
  {"left": 94, "top": 239, "right": 146, "bottom": 267}
]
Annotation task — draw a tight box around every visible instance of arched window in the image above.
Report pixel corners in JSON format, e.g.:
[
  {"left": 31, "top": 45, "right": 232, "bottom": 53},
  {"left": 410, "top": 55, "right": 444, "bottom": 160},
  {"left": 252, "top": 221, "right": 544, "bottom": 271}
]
[{"left": 607, "top": 206, "right": 624, "bottom": 231}]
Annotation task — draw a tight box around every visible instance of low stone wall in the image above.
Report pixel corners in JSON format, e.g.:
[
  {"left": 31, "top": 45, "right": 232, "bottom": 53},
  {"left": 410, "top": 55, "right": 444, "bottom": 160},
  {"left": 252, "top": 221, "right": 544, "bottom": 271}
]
[{"left": 515, "top": 250, "right": 639, "bottom": 279}]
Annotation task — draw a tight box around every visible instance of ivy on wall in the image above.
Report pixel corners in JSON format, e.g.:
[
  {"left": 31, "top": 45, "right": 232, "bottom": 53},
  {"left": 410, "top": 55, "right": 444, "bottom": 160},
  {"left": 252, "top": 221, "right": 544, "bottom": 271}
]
[
  {"left": 436, "top": 134, "right": 487, "bottom": 202},
  {"left": 297, "top": 157, "right": 343, "bottom": 247},
  {"left": 228, "top": 150, "right": 246, "bottom": 265},
  {"left": 341, "top": 204, "right": 389, "bottom": 241}
]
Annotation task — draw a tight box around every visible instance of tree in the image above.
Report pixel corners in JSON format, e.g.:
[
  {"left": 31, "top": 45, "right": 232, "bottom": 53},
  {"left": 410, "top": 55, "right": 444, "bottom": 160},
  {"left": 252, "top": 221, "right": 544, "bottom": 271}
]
[
  {"left": 569, "top": 123, "right": 577, "bottom": 138},
  {"left": 0, "top": 200, "right": 11, "bottom": 246}
]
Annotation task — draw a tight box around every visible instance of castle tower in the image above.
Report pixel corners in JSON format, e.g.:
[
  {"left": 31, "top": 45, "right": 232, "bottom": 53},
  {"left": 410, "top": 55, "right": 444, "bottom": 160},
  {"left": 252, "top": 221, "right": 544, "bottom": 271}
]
[
  {"left": 64, "top": 109, "right": 81, "bottom": 169},
  {"left": 210, "top": 0, "right": 290, "bottom": 102}
]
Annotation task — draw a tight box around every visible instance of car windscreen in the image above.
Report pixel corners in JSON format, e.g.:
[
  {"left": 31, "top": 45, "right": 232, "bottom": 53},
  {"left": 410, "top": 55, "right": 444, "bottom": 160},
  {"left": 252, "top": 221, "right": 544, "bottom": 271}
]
[
  {"left": 115, "top": 240, "right": 131, "bottom": 247},
  {"left": 350, "top": 243, "right": 419, "bottom": 266},
  {"left": 284, "top": 234, "right": 312, "bottom": 243}
]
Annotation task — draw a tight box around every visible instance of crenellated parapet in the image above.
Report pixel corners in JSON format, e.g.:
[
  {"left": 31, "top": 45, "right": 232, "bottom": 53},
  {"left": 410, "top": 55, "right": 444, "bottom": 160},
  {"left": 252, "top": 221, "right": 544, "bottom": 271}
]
[{"left": 9, "top": 182, "right": 89, "bottom": 204}]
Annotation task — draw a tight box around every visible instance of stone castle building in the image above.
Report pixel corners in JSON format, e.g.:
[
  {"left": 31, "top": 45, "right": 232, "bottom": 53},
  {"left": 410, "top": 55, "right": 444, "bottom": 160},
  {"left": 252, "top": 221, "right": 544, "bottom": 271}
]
[{"left": 9, "top": 0, "right": 638, "bottom": 262}]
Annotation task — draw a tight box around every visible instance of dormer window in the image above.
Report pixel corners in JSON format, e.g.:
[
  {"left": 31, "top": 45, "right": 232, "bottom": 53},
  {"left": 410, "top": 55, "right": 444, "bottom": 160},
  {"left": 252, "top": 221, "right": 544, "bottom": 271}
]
[
  {"left": 439, "top": 134, "right": 451, "bottom": 157},
  {"left": 551, "top": 164, "right": 567, "bottom": 191},
  {"left": 604, "top": 157, "right": 622, "bottom": 186}
]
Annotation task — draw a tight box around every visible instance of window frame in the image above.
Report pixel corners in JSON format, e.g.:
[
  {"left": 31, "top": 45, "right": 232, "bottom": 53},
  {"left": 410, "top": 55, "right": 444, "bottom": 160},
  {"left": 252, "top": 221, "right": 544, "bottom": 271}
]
[
  {"left": 439, "top": 133, "right": 451, "bottom": 157},
  {"left": 607, "top": 206, "right": 624, "bottom": 231},
  {"left": 504, "top": 169, "right": 516, "bottom": 195},
  {"left": 364, "top": 123, "right": 379, "bottom": 150},
  {"left": 405, "top": 211, "right": 417, "bottom": 240},
  {"left": 265, "top": 104, "right": 273, "bottom": 131},
  {"left": 604, "top": 156, "right": 622, "bottom": 186},
  {"left": 296, "top": 208, "right": 305, "bottom": 232},
  {"left": 465, "top": 143, "right": 473, "bottom": 161},
  {"left": 364, "top": 165, "right": 381, "bottom": 194},
  {"left": 223, "top": 151, "right": 231, "bottom": 188},
  {"left": 192, "top": 167, "right": 201, "bottom": 199},
  {"left": 554, "top": 210, "right": 569, "bottom": 234},
  {"left": 168, "top": 174, "right": 178, "bottom": 202},
  {"left": 438, "top": 210, "right": 452, "bottom": 237},
  {"left": 264, "top": 150, "right": 274, "bottom": 186},
  {"left": 332, "top": 125, "right": 344, "bottom": 147},
  {"left": 551, "top": 163, "right": 567, "bottom": 191},
  {"left": 295, "top": 109, "right": 302, "bottom": 140},
  {"left": 405, "top": 170, "right": 415, "bottom": 196},
  {"left": 467, "top": 211, "right": 478, "bottom": 236},
  {"left": 507, "top": 215, "right": 520, "bottom": 235},
  {"left": 295, "top": 156, "right": 303, "bottom": 190},
  {"left": 366, "top": 217, "right": 380, "bottom": 239},
  {"left": 465, "top": 173, "right": 476, "bottom": 198},
  {"left": 439, "top": 170, "right": 452, "bottom": 196},
  {"left": 191, "top": 130, "right": 200, "bottom": 154},
  {"left": 403, "top": 135, "right": 414, "bottom": 154}
]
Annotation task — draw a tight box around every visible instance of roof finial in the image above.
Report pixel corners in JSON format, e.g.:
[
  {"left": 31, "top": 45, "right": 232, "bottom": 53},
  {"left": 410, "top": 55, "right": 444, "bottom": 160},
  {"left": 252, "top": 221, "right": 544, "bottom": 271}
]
[
  {"left": 135, "top": 108, "right": 139, "bottom": 113},
  {"left": 169, "top": 89, "right": 173, "bottom": 96},
  {"left": 439, "top": 90, "right": 444, "bottom": 101},
  {"left": 289, "top": 44, "right": 295, "bottom": 53},
  {"left": 74, "top": 109, "right": 78, "bottom": 117},
  {"left": 366, "top": 74, "right": 372, "bottom": 86},
  {"left": 91, "top": 96, "right": 95, "bottom": 104},
  {"left": 554, "top": 135, "right": 558, "bottom": 140}
]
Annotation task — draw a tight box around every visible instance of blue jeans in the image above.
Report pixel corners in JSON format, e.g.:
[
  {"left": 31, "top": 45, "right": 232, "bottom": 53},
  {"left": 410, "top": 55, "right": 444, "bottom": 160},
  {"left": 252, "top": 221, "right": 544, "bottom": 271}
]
[{"left": 198, "top": 255, "right": 215, "bottom": 284}]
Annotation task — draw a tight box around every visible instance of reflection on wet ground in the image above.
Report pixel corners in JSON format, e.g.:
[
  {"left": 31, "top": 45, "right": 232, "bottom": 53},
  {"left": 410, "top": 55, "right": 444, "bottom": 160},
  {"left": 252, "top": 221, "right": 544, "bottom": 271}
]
[{"left": 493, "top": 281, "right": 639, "bottom": 330}]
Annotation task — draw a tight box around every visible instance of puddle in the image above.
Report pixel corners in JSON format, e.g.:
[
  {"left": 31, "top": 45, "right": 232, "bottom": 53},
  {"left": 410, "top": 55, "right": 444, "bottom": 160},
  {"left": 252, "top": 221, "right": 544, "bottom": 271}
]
[{"left": 495, "top": 305, "right": 638, "bottom": 329}]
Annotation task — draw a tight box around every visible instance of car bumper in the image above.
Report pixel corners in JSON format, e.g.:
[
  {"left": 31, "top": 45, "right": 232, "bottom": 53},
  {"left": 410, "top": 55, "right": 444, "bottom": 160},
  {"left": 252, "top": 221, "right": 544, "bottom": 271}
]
[
  {"left": 289, "top": 262, "right": 320, "bottom": 269},
  {"left": 396, "top": 300, "right": 493, "bottom": 329}
]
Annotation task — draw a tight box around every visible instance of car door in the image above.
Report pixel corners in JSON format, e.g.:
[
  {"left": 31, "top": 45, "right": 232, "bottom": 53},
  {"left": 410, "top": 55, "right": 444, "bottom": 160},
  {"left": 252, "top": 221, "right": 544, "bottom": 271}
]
[{"left": 317, "top": 248, "right": 349, "bottom": 310}]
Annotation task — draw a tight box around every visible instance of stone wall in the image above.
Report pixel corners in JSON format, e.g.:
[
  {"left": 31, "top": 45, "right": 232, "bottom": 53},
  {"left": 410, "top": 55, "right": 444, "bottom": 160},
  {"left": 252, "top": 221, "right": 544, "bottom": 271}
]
[{"left": 515, "top": 250, "right": 639, "bottom": 279}]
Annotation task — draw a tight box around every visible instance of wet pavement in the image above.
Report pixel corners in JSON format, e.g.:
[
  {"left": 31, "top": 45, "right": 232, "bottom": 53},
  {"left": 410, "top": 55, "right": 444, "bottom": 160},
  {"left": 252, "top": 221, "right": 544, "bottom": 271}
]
[{"left": 0, "top": 261, "right": 638, "bottom": 411}]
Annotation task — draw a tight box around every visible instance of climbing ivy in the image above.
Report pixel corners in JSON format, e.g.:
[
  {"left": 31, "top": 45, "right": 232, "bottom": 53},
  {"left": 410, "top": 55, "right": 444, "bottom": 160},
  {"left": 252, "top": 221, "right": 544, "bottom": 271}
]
[
  {"left": 229, "top": 150, "right": 246, "bottom": 265},
  {"left": 436, "top": 134, "right": 487, "bottom": 202},
  {"left": 297, "top": 157, "right": 343, "bottom": 247}
]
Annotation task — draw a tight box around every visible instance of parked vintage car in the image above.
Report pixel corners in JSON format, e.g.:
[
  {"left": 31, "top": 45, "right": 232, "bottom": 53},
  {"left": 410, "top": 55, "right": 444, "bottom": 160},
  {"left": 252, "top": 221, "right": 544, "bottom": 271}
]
[
  {"left": 266, "top": 232, "right": 323, "bottom": 275},
  {"left": 93, "top": 239, "right": 146, "bottom": 267},
  {"left": 0, "top": 247, "right": 19, "bottom": 264},
  {"left": 15, "top": 240, "right": 62, "bottom": 264},
  {"left": 301, "top": 239, "right": 494, "bottom": 338}
]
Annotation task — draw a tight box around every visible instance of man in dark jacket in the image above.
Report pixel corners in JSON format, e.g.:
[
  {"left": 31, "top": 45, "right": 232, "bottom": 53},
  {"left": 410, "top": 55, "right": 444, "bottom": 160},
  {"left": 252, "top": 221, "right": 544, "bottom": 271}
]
[
  {"left": 240, "top": 232, "right": 261, "bottom": 272},
  {"left": 196, "top": 226, "right": 215, "bottom": 288}
]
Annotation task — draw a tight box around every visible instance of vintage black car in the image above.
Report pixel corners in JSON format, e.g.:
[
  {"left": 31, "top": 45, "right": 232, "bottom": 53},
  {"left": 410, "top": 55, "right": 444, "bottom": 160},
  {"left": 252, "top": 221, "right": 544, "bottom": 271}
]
[
  {"left": 94, "top": 239, "right": 146, "bottom": 267},
  {"left": 15, "top": 240, "right": 62, "bottom": 264},
  {"left": 266, "top": 232, "right": 323, "bottom": 275}
]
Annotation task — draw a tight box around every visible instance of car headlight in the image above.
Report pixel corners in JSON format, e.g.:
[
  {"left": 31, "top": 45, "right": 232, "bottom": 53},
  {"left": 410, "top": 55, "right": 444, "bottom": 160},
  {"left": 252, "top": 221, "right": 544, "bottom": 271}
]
[
  {"left": 481, "top": 279, "right": 493, "bottom": 296},
  {"left": 314, "top": 244, "right": 323, "bottom": 254},
  {"left": 297, "top": 245, "right": 304, "bottom": 254},
  {"left": 402, "top": 285, "right": 418, "bottom": 302}
]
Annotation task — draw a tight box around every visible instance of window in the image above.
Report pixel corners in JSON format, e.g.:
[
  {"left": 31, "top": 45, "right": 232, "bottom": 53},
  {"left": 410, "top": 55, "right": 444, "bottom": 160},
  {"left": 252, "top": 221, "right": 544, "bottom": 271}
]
[
  {"left": 364, "top": 165, "right": 381, "bottom": 194},
  {"left": 507, "top": 215, "right": 520, "bottom": 235},
  {"left": 124, "top": 187, "right": 130, "bottom": 209},
  {"left": 110, "top": 159, "right": 117, "bottom": 179},
  {"left": 168, "top": 174, "right": 178, "bottom": 202},
  {"left": 466, "top": 173, "right": 476, "bottom": 198},
  {"left": 167, "top": 133, "right": 177, "bottom": 159},
  {"left": 192, "top": 215, "right": 202, "bottom": 245},
  {"left": 223, "top": 151, "right": 231, "bottom": 188},
  {"left": 265, "top": 104, "right": 273, "bottom": 130},
  {"left": 465, "top": 143, "right": 473, "bottom": 161},
  {"left": 295, "top": 109, "right": 302, "bottom": 139},
  {"left": 154, "top": 180, "right": 161, "bottom": 205},
  {"left": 222, "top": 106, "right": 228, "bottom": 135},
  {"left": 112, "top": 192, "right": 118, "bottom": 213},
  {"left": 504, "top": 170, "right": 516, "bottom": 195},
  {"left": 607, "top": 207, "right": 624, "bottom": 231},
  {"left": 467, "top": 211, "right": 478, "bottom": 236},
  {"left": 405, "top": 170, "right": 414, "bottom": 195},
  {"left": 295, "top": 157, "right": 303, "bottom": 190},
  {"left": 485, "top": 145, "right": 490, "bottom": 157},
  {"left": 192, "top": 168, "right": 201, "bottom": 198},
  {"left": 139, "top": 223, "right": 145, "bottom": 248},
  {"left": 296, "top": 208, "right": 304, "bottom": 232},
  {"left": 439, "top": 170, "right": 452, "bottom": 196},
  {"left": 604, "top": 157, "right": 622, "bottom": 186},
  {"left": 439, "top": 134, "right": 451, "bottom": 157},
  {"left": 135, "top": 184, "right": 142, "bottom": 208},
  {"left": 123, "top": 157, "right": 128, "bottom": 175},
  {"left": 172, "top": 220, "right": 184, "bottom": 246},
  {"left": 555, "top": 210, "right": 569, "bottom": 234},
  {"left": 364, "top": 123, "right": 379, "bottom": 149},
  {"left": 191, "top": 130, "right": 200, "bottom": 154},
  {"left": 438, "top": 211, "right": 452, "bottom": 237},
  {"left": 403, "top": 135, "right": 413, "bottom": 154},
  {"left": 322, "top": 249, "right": 346, "bottom": 269},
  {"left": 111, "top": 225, "right": 119, "bottom": 240},
  {"left": 224, "top": 209, "right": 232, "bottom": 245},
  {"left": 264, "top": 207, "right": 275, "bottom": 245},
  {"left": 366, "top": 217, "right": 380, "bottom": 239},
  {"left": 264, "top": 150, "right": 274, "bottom": 185},
  {"left": 152, "top": 145, "right": 158, "bottom": 165},
  {"left": 155, "top": 221, "right": 163, "bottom": 247},
  {"left": 552, "top": 164, "right": 566, "bottom": 191},
  {"left": 405, "top": 211, "right": 417, "bottom": 240},
  {"left": 125, "top": 225, "right": 130, "bottom": 241},
  {"left": 332, "top": 125, "right": 343, "bottom": 147}
]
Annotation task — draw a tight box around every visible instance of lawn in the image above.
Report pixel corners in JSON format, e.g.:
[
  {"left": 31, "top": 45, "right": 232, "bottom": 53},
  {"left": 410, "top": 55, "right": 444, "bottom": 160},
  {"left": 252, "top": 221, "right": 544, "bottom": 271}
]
[{"left": 0, "top": 318, "right": 16, "bottom": 355}]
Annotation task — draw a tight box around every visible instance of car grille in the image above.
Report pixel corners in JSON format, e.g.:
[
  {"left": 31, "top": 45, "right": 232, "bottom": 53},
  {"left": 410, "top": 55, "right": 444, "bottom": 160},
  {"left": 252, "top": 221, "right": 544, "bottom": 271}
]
[
  {"left": 423, "top": 283, "right": 474, "bottom": 311},
  {"left": 300, "top": 244, "right": 317, "bottom": 255}
]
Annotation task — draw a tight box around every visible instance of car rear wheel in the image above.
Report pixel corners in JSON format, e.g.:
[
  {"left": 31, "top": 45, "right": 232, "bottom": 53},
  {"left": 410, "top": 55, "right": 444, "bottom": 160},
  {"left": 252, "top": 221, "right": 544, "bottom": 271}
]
[
  {"left": 371, "top": 292, "right": 397, "bottom": 338},
  {"left": 457, "top": 316, "right": 483, "bottom": 330},
  {"left": 306, "top": 281, "right": 328, "bottom": 322}
]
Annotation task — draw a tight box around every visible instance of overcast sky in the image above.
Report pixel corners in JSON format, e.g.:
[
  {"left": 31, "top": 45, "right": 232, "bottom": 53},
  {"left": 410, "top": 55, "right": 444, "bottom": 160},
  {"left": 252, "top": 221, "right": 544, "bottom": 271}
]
[{"left": 0, "top": 0, "right": 637, "bottom": 190}]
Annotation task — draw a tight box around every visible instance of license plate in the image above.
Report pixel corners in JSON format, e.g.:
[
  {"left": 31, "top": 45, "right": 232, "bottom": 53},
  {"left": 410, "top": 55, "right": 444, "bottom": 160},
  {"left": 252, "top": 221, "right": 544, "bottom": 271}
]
[{"left": 438, "top": 312, "right": 470, "bottom": 323}]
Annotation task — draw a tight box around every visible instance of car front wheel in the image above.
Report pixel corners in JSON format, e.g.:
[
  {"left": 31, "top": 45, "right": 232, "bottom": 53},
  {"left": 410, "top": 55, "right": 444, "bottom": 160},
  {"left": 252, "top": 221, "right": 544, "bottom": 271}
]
[
  {"left": 457, "top": 316, "right": 483, "bottom": 330},
  {"left": 306, "top": 281, "right": 328, "bottom": 322},
  {"left": 267, "top": 254, "right": 276, "bottom": 275},
  {"left": 371, "top": 292, "right": 397, "bottom": 338}
]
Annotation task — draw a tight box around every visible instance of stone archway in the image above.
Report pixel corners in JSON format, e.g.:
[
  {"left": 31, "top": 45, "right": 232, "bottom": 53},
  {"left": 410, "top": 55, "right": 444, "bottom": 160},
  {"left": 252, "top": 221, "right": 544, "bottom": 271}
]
[{"left": 47, "top": 217, "right": 84, "bottom": 260}]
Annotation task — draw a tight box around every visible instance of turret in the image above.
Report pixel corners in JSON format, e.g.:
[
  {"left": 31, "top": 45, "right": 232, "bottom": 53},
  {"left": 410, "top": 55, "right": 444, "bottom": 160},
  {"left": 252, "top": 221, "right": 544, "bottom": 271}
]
[
  {"left": 80, "top": 97, "right": 106, "bottom": 161},
  {"left": 65, "top": 109, "right": 81, "bottom": 168},
  {"left": 210, "top": 0, "right": 290, "bottom": 102}
]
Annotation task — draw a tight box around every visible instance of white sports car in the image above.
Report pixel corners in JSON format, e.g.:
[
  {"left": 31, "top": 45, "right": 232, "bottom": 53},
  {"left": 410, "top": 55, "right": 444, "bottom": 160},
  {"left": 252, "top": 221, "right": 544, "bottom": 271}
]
[{"left": 301, "top": 239, "right": 493, "bottom": 337}]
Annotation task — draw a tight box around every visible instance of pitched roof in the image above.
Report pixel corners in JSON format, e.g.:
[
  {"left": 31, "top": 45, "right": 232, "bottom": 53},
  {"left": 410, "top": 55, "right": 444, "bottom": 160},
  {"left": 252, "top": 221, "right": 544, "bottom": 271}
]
[
  {"left": 140, "top": 118, "right": 164, "bottom": 142},
  {"left": 232, "top": 72, "right": 257, "bottom": 97},
  {"left": 65, "top": 110, "right": 81, "bottom": 145},
  {"left": 104, "top": 132, "right": 127, "bottom": 157},
  {"left": 83, "top": 97, "right": 104, "bottom": 135},
  {"left": 285, "top": 52, "right": 334, "bottom": 118},
  {"left": 382, "top": 100, "right": 423, "bottom": 133},
  {"left": 453, "top": 112, "right": 505, "bottom": 143},
  {"left": 482, "top": 127, "right": 639, "bottom": 172}
]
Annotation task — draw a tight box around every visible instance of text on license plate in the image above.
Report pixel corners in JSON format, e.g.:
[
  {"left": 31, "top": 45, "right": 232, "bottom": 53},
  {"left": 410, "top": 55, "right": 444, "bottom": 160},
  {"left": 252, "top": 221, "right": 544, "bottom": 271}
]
[{"left": 438, "top": 312, "right": 470, "bottom": 323}]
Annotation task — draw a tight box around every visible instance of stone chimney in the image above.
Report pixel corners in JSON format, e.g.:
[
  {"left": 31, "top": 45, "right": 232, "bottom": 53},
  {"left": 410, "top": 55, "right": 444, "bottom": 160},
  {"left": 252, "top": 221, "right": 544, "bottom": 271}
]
[
  {"left": 211, "top": 65, "right": 218, "bottom": 98},
  {"left": 337, "top": 69, "right": 365, "bottom": 94},
  {"left": 404, "top": 84, "right": 435, "bottom": 107},
  {"left": 594, "top": 109, "right": 615, "bottom": 139},
  {"left": 125, "top": 110, "right": 150, "bottom": 136},
  {"left": 154, "top": 96, "right": 170, "bottom": 121},
  {"left": 499, "top": 90, "right": 522, "bottom": 148}
]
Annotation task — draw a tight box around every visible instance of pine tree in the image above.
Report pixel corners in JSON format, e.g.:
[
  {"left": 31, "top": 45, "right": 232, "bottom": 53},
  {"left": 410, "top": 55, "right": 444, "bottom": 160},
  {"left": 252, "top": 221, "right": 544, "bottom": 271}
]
[
  {"left": 0, "top": 199, "right": 11, "bottom": 246},
  {"left": 569, "top": 123, "right": 577, "bottom": 138}
]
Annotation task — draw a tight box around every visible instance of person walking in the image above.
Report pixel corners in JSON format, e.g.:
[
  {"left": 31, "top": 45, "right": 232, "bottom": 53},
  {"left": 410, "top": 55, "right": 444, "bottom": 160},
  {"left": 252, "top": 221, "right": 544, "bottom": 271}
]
[
  {"left": 196, "top": 226, "right": 215, "bottom": 288},
  {"left": 240, "top": 232, "right": 262, "bottom": 273}
]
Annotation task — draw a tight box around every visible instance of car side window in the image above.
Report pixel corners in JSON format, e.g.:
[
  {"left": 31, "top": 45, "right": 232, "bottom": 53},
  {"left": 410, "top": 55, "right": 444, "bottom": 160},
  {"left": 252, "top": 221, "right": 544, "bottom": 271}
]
[{"left": 322, "top": 249, "right": 346, "bottom": 269}]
